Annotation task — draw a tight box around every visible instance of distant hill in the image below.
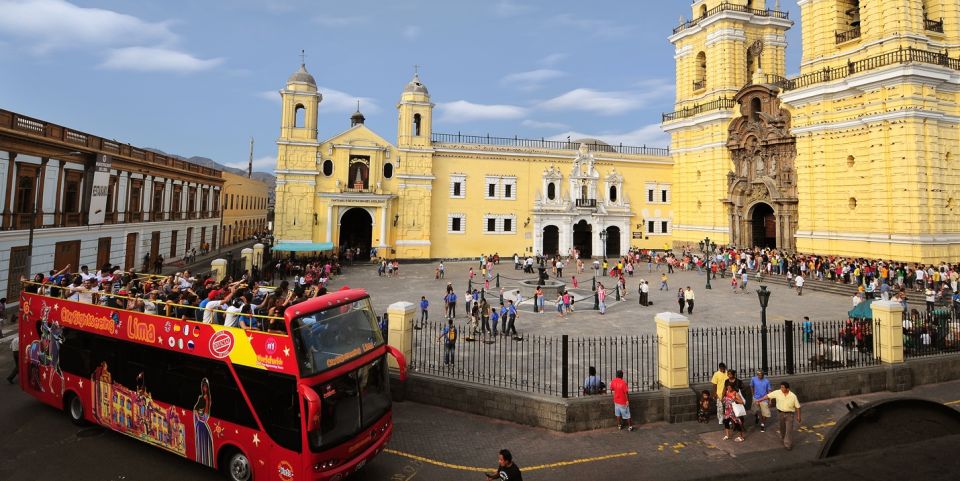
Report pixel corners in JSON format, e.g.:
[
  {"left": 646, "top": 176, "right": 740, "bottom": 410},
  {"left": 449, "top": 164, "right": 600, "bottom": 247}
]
[{"left": 145, "top": 148, "right": 276, "bottom": 197}]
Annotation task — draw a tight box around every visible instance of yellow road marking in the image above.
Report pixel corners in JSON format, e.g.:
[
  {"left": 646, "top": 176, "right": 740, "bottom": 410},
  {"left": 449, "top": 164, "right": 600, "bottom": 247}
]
[
  {"left": 812, "top": 421, "right": 836, "bottom": 429},
  {"left": 945, "top": 400, "right": 960, "bottom": 406},
  {"left": 383, "top": 449, "right": 638, "bottom": 473}
]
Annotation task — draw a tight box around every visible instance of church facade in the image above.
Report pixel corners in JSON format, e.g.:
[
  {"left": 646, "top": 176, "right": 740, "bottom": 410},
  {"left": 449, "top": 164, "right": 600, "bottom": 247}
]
[
  {"left": 272, "top": 69, "right": 674, "bottom": 260},
  {"left": 275, "top": 0, "right": 960, "bottom": 263}
]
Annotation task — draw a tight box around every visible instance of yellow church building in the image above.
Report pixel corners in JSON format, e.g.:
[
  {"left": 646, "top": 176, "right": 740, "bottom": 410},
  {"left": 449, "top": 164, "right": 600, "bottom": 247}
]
[
  {"left": 272, "top": 66, "right": 674, "bottom": 260},
  {"left": 275, "top": 0, "right": 960, "bottom": 263}
]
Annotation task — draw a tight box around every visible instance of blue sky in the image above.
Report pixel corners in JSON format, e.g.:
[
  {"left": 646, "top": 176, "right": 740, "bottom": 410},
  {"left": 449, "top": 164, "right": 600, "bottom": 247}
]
[{"left": 0, "top": 0, "right": 802, "bottom": 173}]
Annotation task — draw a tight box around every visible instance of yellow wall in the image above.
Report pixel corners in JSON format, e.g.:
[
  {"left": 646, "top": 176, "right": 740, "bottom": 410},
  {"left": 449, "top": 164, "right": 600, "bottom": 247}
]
[{"left": 222, "top": 170, "right": 270, "bottom": 246}]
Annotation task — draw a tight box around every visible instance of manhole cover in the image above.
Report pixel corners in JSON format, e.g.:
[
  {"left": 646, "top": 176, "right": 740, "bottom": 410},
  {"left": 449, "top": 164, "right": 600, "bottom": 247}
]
[{"left": 77, "top": 427, "right": 105, "bottom": 438}]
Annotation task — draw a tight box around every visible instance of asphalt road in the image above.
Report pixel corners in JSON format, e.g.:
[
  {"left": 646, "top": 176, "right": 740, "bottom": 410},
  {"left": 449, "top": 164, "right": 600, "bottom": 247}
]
[{"left": 2, "top": 347, "right": 960, "bottom": 481}]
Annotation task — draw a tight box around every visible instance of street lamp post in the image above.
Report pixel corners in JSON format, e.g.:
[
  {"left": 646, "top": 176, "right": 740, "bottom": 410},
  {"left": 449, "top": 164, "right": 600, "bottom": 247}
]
[
  {"left": 698, "top": 236, "right": 716, "bottom": 289},
  {"left": 757, "top": 285, "right": 771, "bottom": 374}
]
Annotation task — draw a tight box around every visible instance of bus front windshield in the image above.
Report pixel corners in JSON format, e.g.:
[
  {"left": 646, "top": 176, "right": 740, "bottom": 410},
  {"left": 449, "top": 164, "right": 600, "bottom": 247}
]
[{"left": 290, "top": 297, "right": 384, "bottom": 377}]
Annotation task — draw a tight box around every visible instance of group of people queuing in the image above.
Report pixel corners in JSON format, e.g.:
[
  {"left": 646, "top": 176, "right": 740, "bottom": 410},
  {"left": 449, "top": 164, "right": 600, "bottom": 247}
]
[{"left": 701, "top": 363, "right": 801, "bottom": 450}]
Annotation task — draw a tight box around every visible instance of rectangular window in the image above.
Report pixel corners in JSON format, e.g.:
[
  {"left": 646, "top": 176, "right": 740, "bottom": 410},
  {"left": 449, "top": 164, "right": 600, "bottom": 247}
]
[
  {"left": 453, "top": 182, "right": 461, "bottom": 197},
  {"left": 488, "top": 183, "right": 496, "bottom": 198},
  {"left": 647, "top": 189, "right": 654, "bottom": 202},
  {"left": 486, "top": 217, "right": 496, "bottom": 232},
  {"left": 448, "top": 214, "right": 465, "bottom": 233},
  {"left": 647, "top": 221, "right": 655, "bottom": 234},
  {"left": 503, "top": 218, "right": 512, "bottom": 232},
  {"left": 6, "top": 246, "right": 29, "bottom": 300},
  {"left": 661, "top": 189, "right": 668, "bottom": 203},
  {"left": 451, "top": 217, "right": 461, "bottom": 232},
  {"left": 450, "top": 175, "right": 466, "bottom": 198},
  {"left": 170, "top": 230, "right": 178, "bottom": 257},
  {"left": 504, "top": 184, "right": 512, "bottom": 199},
  {"left": 661, "top": 221, "right": 669, "bottom": 234}
]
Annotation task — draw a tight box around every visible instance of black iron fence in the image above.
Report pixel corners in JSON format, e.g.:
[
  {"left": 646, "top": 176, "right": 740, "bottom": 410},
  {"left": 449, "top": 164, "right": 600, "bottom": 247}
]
[
  {"left": 903, "top": 310, "right": 960, "bottom": 358},
  {"left": 689, "top": 319, "right": 880, "bottom": 384},
  {"left": 431, "top": 132, "right": 670, "bottom": 157},
  {"left": 410, "top": 320, "right": 659, "bottom": 397},
  {"left": 662, "top": 97, "right": 737, "bottom": 122},
  {"left": 673, "top": 1, "right": 789, "bottom": 34}
]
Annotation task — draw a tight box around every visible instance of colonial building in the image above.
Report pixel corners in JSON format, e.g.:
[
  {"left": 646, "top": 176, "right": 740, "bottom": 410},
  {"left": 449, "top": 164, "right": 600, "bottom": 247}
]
[
  {"left": 0, "top": 109, "right": 224, "bottom": 299},
  {"left": 221, "top": 170, "right": 270, "bottom": 248},
  {"left": 272, "top": 66, "right": 674, "bottom": 259},
  {"left": 663, "top": 0, "right": 960, "bottom": 262}
]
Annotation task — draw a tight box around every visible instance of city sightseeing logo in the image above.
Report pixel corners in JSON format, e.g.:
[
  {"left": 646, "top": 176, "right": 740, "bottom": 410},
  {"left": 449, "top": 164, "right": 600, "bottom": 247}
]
[
  {"left": 209, "top": 330, "right": 235, "bottom": 359},
  {"left": 277, "top": 460, "right": 295, "bottom": 481}
]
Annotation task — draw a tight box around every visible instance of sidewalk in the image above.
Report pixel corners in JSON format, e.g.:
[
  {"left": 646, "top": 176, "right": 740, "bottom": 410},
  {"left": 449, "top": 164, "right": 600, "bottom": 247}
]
[{"left": 158, "top": 240, "right": 258, "bottom": 276}]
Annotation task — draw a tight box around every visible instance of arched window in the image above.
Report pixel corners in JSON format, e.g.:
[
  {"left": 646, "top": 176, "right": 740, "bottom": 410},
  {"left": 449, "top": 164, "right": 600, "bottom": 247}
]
[
  {"left": 413, "top": 113, "right": 422, "bottom": 136},
  {"left": 547, "top": 182, "right": 556, "bottom": 200},
  {"left": 695, "top": 51, "right": 707, "bottom": 90},
  {"left": 383, "top": 162, "right": 394, "bottom": 179},
  {"left": 699, "top": 4, "right": 707, "bottom": 18},
  {"left": 750, "top": 97, "right": 762, "bottom": 122},
  {"left": 294, "top": 104, "right": 305, "bottom": 128},
  {"left": 609, "top": 185, "right": 618, "bottom": 203},
  {"left": 322, "top": 159, "right": 333, "bottom": 176}
]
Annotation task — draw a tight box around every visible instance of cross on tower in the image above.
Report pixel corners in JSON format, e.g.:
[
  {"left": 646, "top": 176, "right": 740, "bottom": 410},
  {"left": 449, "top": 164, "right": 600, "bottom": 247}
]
[
  {"left": 300, "top": 49, "right": 306, "bottom": 66},
  {"left": 413, "top": 64, "right": 422, "bottom": 76}
]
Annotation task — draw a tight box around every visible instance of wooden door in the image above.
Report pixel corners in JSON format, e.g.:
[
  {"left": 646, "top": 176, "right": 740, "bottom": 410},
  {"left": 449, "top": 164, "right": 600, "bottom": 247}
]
[
  {"left": 170, "top": 230, "right": 178, "bottom": 257},
  {"left": 150, "top": 231, "right": 160, "bottom": 262},
  {"left": 124, "top": 233, "right": 138, "bottom": 271},
  {"left": 6, "top": 246, "right": 30, "bottom": 299},
  {"left": 186, "top": 227, "right": 193, "bottom": 251},
  {"left": 54, "top": 240, "right": 80, "bottom": 273},
  {"left": 96, "top": 237, "right": 112, "bottom": 269}
]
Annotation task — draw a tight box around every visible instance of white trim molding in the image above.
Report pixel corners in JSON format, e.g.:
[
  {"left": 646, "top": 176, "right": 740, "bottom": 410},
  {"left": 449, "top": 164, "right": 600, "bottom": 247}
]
[{"left": 396, "top": 239, "right": 431, "bottom": 246}]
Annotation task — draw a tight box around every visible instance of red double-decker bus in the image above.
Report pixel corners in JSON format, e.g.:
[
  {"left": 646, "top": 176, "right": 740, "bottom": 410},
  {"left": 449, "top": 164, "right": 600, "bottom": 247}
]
[{"left": 17, "top": 287, "right": 407, "bottom": 481}]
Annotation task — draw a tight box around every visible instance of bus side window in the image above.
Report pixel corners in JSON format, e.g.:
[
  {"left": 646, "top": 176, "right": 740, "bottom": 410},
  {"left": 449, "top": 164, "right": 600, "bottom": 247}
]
[{"left": 235, "top": 366, "right": 302, "bottom": 452}]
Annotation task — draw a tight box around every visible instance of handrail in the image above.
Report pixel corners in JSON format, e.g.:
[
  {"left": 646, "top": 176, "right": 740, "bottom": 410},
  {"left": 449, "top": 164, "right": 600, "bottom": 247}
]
[
  {"left": 431, "top": 132, "right": 670, "bottom": 157},
  {"left": 662, "top": 97, "right": 736, "bottom": 122},
  {"left": 21, "top": 280, "right": 286, "bottom": 326},
  {"left": 673, "top": 1, "right": 789, "bottom": 35}
]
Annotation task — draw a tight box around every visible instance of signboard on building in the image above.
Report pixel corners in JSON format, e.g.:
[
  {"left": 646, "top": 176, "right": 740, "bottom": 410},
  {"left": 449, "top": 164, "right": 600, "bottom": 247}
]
[
  {"left": 88, "top": 154, "right": 112, "bottom": 225},
  {"left": 632, "top": 232, "right": 644, "bottom": 239}
]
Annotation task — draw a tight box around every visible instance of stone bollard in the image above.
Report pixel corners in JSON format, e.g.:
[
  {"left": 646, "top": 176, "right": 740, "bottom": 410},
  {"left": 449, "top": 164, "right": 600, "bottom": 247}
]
[
  {"left": 656, "top": 312, "right": 690, "bottom": 389},
  {"left": 387, "top": 301, "right": 415, "bottom": 371},
  {"left": 211, "top": 258, "right": 227, "bottom": 282},
  {"left": 871, "top": 300, "right": 905, "bottom": 364},
  {"left": 241, "top": 248, "right": 253, "bottom": 274},
  {"left": 252, "top": 243, "right": 265, "bottom": 270}
]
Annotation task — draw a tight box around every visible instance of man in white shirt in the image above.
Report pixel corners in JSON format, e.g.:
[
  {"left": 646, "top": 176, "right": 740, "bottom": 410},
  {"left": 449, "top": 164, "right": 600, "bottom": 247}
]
[
  {"left": 204, "top": 297, "right": 226, "bottom": 324},
  {"left": 223, "top": 301, "right": 243, "bottom": 328},
  {"left": 79, "top": 266, "right": 96, "bottom": 283},
  {"left": 794, "top": 275, "right": 804, "bottom": 296}
]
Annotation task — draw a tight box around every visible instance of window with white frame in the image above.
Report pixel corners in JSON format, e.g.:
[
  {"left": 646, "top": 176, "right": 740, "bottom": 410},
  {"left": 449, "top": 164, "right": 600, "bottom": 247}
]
[
  {"left": 660, "top": 186, "right": 670, "bottom": 203},
  {"left": 485, "top": 176, "right": 498, "bottom": 199},
  {"left": 450, "top": 174, "right": 466, "bottom": 198},
  {"left": 501, "top": 177, "right": 517, "bottom": 200},
  {"left": 483, "top": 214, "right": 516, "bottom": 234},
  {"left": 645, "top": 218, "right": 671, "bottom": 235},
  {"left": 448, "top": 213, "right": 466, "bottom": 233},
  {"left": 645, "top": 182, "right": 671, "bottom": 204}
]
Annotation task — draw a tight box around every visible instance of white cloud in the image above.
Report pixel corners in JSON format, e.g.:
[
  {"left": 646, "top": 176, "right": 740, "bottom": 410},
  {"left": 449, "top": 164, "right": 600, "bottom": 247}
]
[
  {"left": 258, "top": 90, "right": 281, "bottom": 103},
  {"left": 402, "top": 25, "right": 421, "bottom": 40},
  {"left": 313, "top": 16, "right": 368, "bottom": 27},
  {"left": 501, "top": 69, "right": 565, "bottom": 91},
  {"left": 437, "top": 100, "right": 528, "bottom": 122},
  {"left": 224, "top": 155, "right": 276, "bottom": 172},
  {"left": 0, "top": 0, "right": 176, "bottom": 53},
  {"left": 539, "top": 53, "right": 566, "bottom": 66},
  {"left": 521, "top": 119, "right": 569, "bottom": 130},
  {"left": 494, "top": 0, "right": 534, "bottom": 17},
  {"left": 548, "top": 124, "right": 669, "bottom": 148},
  {"left": 538, "top": 82, "right": 673, "bottom": 115},
  {"left": 257, "top": 87, "right": 380, "bottom": 115},
  {"left": 546, "top": 14, "right": 632, "bottom": 39},
  {"left": 100, "top": 47, "right": 224, "bottom": 73}
]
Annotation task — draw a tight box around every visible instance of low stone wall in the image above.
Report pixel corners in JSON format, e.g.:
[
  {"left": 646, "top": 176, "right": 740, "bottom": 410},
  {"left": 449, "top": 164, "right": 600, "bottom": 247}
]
[{"left": 391, "top": 355, "right": 960, "bottom": 432}]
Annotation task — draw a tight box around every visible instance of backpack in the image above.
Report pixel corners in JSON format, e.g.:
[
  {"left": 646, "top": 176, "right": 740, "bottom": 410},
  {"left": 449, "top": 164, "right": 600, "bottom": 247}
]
[{"left": 447, "top": 326, "right": 457, "bottom": 343}]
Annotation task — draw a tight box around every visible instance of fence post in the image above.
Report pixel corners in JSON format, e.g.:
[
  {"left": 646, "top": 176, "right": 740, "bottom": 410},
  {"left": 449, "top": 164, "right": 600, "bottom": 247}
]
[
  {"left": 561, "top": 334, "right": 569, "bottom": 398},
  {"left": 871, "top": 301, "right": 905, "bottom": 364},
  {"left": 386, "top": 301, "right": 415, "bottom": 372},
  {"left": 784, "top": 319, "right": 795, "bottom": 375},
  {"left": 593, "top": 290, "right": 599, "bottom": 310},
  {"left": 592, "top": 276, "right": 596, "bottom": 291},
  {"left": 468, "top": 278, "right": 472, "bottom": 291},
  {"left": 496, "top": 273, "right": 500, "bottom": 288},
  {"left": 480, "top": 288, "right": 485, "bottom": 300},
  {"left": 616, "top": 285, "right": 621, "bottom": 301}
]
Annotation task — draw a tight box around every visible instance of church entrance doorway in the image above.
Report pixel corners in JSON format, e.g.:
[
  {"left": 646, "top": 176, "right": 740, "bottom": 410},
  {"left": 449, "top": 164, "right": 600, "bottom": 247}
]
[
  {"left": 339, "top": 208, "right": 373, "bottom": 259},
  {"left": 542, "top": 225, "right": 559, "bottom": 256},
  {"left": 604, "top": 226, "right": 620, "bottom": 257},
  {"left": 573, "top": 220, "right": 592, "bottom": 258},
  {"left": 751, "top": 203, "right": 776, "bottom": 248}
]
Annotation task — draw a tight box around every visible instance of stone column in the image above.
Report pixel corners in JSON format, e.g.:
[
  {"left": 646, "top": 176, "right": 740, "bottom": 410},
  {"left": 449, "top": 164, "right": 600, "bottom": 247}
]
[
  {"left": 379, "top": 205, "right": 388, "bottom": 247},
  {"left": 656, "top": 312, "right": 690, "bottom": 389},
  {"left": 252, "top": 243, "right": 264, "bottom": 270},
  {"left": 211, "top": 258, "right": 227, "bottom": 282},
  {"left": 326, "top": 204, "right": 333, "bottom": 242},
  {"left": 241, "top": 248, "right": 253, "bottom": 274},
  {"left": 871, "top": 300, "right": 905, "bottom": 364},
  {"left": 386, "top": 301, "right": 415, "bottom": 371}
]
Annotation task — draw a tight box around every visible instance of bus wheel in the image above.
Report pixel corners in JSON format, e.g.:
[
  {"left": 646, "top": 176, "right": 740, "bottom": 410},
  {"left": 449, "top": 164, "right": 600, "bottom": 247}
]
[
  {"left": 224, "top": 450, "right": 252, "bottom": 481},
  {"left": 65, "top": 392, "right": 86, "bottom": 426}
]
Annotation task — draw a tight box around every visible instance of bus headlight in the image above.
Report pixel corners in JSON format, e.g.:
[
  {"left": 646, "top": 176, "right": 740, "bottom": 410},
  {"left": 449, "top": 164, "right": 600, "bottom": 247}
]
[{"left": 314, "top": 459, "right": 340, "bottom": 471}]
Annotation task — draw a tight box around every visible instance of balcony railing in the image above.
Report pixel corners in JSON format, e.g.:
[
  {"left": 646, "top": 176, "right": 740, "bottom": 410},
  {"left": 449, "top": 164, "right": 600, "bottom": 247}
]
[
  {"left": 835, "top": 26, "right": 861, "bottom": 44},
  {"left": 662, "top": 97, "right": 736, "bottom": 123},
  {"left": 925, "top": 17, "right": 944, "bottom": 33},
  {"left": 764, "top": 46, "right": 960, "bottom": 92},
  {"left": 575, "top": 198, "right": 597, "bottom": 208},
  {"left": 692, "top": 79, "right": 706, "bottom": 91},
  {"left": 431, "top": 133, "right": 670, "bottom": 156},
  {"left": 673, "top": 1, "right": 789, "bottom": 35}
]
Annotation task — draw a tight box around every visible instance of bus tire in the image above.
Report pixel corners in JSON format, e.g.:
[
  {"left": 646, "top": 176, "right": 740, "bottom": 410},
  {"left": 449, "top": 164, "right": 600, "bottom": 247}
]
[
  {"left": 65, "top": 392, "right": 86, "bottom": 426},
  {"left": 222, "top": 448, "right": 252, "bottom": 481}
]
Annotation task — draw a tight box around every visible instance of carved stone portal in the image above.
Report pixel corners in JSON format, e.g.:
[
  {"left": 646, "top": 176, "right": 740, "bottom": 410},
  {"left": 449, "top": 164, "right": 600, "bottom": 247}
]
[{"left": 724, "top": 84, "right": 798, "bottom": 250}]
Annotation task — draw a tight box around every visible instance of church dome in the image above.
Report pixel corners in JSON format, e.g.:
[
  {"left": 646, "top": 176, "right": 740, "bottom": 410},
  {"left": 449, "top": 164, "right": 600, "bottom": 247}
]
[
  {"left": 403, "top": 73, "right": 429, "bottom": 95},
  {"left": 287, "top": 64, "right": 317, "bottom": 88}
]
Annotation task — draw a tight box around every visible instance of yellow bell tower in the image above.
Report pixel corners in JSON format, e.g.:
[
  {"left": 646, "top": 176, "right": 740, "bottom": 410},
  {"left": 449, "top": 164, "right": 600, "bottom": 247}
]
[
  {"left": 782, "top": 0, "right": 960, "bottom": 261},
  {"left": 663, "top": 0, "right": 792, "bottom": 248},
  {"left": 393, "top": 72, "right": 436, "bottom": 258},
  {"left": 274, "top": 60, "right": 322, "bottom": 243}
]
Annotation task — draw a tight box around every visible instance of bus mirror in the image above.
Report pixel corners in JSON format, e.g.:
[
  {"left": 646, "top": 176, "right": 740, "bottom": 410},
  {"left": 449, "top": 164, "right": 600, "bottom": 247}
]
[
  {"left": 300, "top": 384, "right": 321, "bottom": 432},
  {"left": 386, "top": 345, "right": 408, "bottom": 382}
]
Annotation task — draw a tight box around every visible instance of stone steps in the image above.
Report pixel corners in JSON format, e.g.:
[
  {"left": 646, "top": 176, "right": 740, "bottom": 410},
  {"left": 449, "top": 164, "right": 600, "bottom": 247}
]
[{"left": 744, "top": 272, "right": 928, "bottom": 305}]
